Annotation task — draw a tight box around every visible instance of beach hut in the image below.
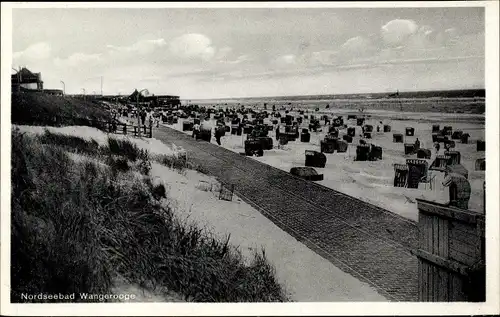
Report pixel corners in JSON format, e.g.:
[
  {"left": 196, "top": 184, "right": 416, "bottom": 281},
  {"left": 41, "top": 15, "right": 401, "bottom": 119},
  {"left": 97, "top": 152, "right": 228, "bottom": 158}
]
[
  {"left": 417, "top": 148, "right": 432, "bottom": 159},
  {"left": 475, "top": 158, "right": 486, "bottom": 171},
  {"left": 477, "top": 140, "right": 485, "bottom": 151},
  {"left": 432, "top": 125, "right": 440, "bottom": 133},
  {"left": 444, "top": 151, "right": 461, "bottom": 165},
  {"left": 393, "top": 133, "right": 404, "bottom": 143},
  {"left": 451, "top": 130, "right": 463, "bottom": 140},
  {"left": 356, "top": 144, "right": 371, "bottom": 161},
  {"left": 320, "top": 140, "right": 336, "bottom": 153},
  {"left": 405, "top": 127, "right": 415, "bottom": 136},
  {"left": 342, "top": 135, "right": 353, "bottom": 143},
  {"left": 404, "top": 143, "right": 416, "bottom": 155},
  {"left": 347, "top": 127, "right": 356, "bottom": 137},
  {"left": 305, "top": 150, "right": 327, "bottom": 168},
  {"left": 406, "top": 159, "right": 429, "bottom": 189},
  {"left": 245, "top": 139, "right": 264, "bottom": 156},
  {"left": 393, "top": 164, "right": 409, "bottom": 187}
]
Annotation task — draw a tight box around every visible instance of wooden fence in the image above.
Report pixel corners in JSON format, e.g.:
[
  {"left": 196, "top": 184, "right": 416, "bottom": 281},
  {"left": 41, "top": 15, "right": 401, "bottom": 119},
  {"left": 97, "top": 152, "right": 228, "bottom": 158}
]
[
  {"left": 413, "top": 199, "right": 485, "bottom": 301},
  {"left": 103, "top": 120, "right": 153, "bottom": 138}
]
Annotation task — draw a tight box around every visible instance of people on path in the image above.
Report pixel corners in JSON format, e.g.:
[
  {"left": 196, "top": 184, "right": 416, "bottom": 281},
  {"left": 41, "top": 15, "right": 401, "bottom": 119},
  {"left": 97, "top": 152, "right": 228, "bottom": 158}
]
[{"left": 192, "top": 122, "right": 200, "bottom": 138}]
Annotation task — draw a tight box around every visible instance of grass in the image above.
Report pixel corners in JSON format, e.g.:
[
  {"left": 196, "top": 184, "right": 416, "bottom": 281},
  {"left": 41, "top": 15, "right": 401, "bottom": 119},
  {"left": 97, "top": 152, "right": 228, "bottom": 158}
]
[
  {"left": 11, "top": 128, "right": 288, "bottom": 303},
  {"left": 11, "top": 91, "right": 112, "bottom": 127}
]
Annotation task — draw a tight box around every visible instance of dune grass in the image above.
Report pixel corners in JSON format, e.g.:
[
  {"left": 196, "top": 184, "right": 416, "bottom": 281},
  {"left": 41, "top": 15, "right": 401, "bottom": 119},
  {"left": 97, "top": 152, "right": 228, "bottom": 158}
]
[{"left": 11, "top": 128, "right": 288, "bottom": 303}]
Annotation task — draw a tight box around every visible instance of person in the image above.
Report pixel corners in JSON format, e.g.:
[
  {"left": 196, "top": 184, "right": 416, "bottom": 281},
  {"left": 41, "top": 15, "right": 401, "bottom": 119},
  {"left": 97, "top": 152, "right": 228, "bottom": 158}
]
[
  {"left": 192, "top": 122, "right": 200, "bottom": 138},
  {"left": 434, "top": 142, "right": 441, "bottom": 154},
  {"left": 414, "top": 138, "right": 421, "bottom": 150},
  {"left": 215, "top": 127, "right": 222, "bottom": 145},
  {"left": 140, "top": 109, "right": 147, "bottom": 126}
]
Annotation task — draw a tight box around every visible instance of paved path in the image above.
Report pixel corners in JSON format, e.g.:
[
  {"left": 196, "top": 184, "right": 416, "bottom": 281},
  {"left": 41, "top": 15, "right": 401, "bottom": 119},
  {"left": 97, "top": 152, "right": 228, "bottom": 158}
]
[{"left": 154, "top": 126, "right": 420, "bottom": 301}]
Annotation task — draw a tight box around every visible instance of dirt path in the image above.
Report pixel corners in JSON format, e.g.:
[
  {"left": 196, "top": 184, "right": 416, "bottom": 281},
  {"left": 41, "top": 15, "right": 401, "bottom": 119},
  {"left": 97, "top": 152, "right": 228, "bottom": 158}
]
[{"left": 154, "top": 126, "right": 420, "bottom": 301}]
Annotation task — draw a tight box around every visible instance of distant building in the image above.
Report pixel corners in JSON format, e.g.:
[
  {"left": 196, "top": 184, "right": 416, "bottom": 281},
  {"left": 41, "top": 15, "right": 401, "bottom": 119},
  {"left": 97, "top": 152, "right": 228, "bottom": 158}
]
[
  {"left": 43, "top": 89, "right": 64, "bottom": 96},
  {"left": 127, "top": 89, "right": 180, "bottom": 107},
  {"left": 12, "top": 67, "right": 44, "bottom": 92}
]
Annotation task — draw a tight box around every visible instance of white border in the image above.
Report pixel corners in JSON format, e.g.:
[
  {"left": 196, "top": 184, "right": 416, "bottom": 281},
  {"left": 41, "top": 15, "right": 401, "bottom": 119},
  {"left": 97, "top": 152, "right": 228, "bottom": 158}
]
[{"left": 1, "top": 2, "right": 499, "bottom": 316}]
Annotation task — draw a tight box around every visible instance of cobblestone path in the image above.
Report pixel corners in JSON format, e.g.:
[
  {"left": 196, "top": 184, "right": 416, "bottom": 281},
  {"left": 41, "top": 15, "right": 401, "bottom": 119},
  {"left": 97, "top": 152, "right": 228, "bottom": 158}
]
[{"left": 154, "top": 126, "right": 420, "bottom": 301}]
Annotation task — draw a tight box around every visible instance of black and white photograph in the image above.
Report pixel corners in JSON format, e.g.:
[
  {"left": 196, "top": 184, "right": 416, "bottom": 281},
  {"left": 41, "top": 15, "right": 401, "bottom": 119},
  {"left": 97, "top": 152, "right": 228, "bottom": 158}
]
[{"left": 1, "top": 2, "right": 499, "bottom": 316}]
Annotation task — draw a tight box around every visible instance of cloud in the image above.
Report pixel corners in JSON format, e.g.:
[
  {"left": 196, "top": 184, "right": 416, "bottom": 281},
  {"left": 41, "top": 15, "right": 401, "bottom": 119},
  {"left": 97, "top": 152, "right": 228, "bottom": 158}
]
[
  {"left": 107, "top": 38, "right": 167, "bottom": 55},
  {"left": 54, "top": 52, "right": 101, "bottom": 68},
  {"left": 169, "top": 33, "right": 216, "bottom": 61},
  {"left": 13, "top": 42, "right": 51, "bottom": 61},
  {"left": 214, "top": 46, "right": 233, "bottom": 60},
  {"left": 381, "top": 19, "right": 418, "bottom": 46}
]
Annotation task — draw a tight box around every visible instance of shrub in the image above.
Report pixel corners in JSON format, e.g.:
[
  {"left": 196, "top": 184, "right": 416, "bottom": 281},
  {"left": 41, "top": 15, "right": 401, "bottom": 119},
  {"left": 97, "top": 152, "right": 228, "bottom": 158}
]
[
  {"left": 107, "top": 137, "right": 148, "bottom": 162},
  {"left": 11, "top": 130, "right": 288, "bottom": 303},
  {"left": 39, "top": 129, "right": 100, "bottom": 155}
]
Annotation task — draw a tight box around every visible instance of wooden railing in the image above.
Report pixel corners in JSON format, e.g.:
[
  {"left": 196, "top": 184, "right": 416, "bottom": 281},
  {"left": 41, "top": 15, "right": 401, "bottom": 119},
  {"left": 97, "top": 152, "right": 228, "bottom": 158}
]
[{"left": 413, "top": 199, "right": 485, "bottom": 302}]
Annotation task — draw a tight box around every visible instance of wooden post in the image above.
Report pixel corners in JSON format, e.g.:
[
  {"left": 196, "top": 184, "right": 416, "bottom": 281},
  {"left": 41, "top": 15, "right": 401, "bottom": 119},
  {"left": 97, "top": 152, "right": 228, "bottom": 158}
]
[{"left": 414, "top": 199, "right": 485, "bottom": 302}]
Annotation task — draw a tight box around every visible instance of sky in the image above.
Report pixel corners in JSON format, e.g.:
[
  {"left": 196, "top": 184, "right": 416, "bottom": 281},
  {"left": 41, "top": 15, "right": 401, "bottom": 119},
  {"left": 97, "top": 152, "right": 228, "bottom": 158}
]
[{"left": 11, "top": 6, "right": 485, "bottom": 99}]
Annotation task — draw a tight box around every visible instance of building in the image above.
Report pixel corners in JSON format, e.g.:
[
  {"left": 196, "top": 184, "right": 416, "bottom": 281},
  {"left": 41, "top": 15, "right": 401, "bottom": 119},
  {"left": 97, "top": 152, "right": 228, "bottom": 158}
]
[
  {"left": 127, "top": 89, "right": 180, "bottom": 108},
  {"left": 12, "top": 67, "right": 44, "bottom": 92}
]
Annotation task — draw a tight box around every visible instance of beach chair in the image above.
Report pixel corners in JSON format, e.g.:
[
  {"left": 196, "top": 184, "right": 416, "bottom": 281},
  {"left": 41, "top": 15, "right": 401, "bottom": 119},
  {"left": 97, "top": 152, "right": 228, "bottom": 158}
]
[
  {"left": 442, "top": 171, "right": 471, "bottom": 209},
  {"left": 356, "top": 144, "right": 371, "bottom": 161},
  {"left": 405, "top": 127, "right": 415, "bottom": 136},
  {"left": 461, "top": 133, "right": 470, "bottom": 144},
  {"left": 320, "top": 140, "right": 336, "bottom": 153},
  {"left": 432, "top": 125, "right": 440, "bottom": 133},
  {"left": 347, "top": 127, "right": 356, "bottom": 137},
  {"left": 444, "top": 140, "right": 456, "bottom": 150},
  {"left": 443, "top": 126, "right": 453, "bottom": 136},
  {"left": 404, "top": 143, "right": 416, "bottom": 155},
  {"left": 300, "top": 132, "right": 311, "bottom": 142},
  {"left": 364, "top": 125, "right": 374, "bottom": 133},
  {"left": 475, "top": 158, "right": 486, "bottom": 171},
  {"left": 337, "top": 140, "right": 349, "bottom": 153},
  {"left": 444, "top": 151, "right": 461, "bottom": 165},
  {"left": 369, "top": 145, "right": 383, "bottom": 160},
  {"left": 244, "top": 140, "right": 264, "bottom": 156},
  {"left": 417, "top": 148, "right": 432, "bottom": 159},
  {"left": 356, "top": 118, "right": 365, "bottom": 126},
  {"left": 430, "top": 155, "right": 451, "bottom": 171},
  {"left": 393, "top": 164, "right": 409, "bottom": 187},
  {"left": 305, "top": 150, "right": 327, "bottom": 168},
  {"left": 477, "top": 140, "right": 485, "bottom": 151},
  {"left": 364, "top": 132, "right": 372, "bottom": 139},
  {"left": 451, "top": 130, "right": 463, "bottom": 140},
  {"left": 342, "top": 134, "right": 353, "bottom": 143},
  {"left": 406, "top": 159, "right": 429, "bottom": 189},
  {"left": 383, "top": 125, "right": 391, "bottom": 132},
  {"left": 393, "top": 133, "right": 404, "bottom": 143},
  {"left": 347, "top": 114, "right": 357, "bottom": 120}
]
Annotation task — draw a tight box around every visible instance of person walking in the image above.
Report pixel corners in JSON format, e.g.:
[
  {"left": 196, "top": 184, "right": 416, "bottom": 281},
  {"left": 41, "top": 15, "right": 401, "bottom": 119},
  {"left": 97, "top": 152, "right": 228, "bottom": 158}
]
[{"left": 215, "top": 127, "right": 222, "bottom": 145}]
